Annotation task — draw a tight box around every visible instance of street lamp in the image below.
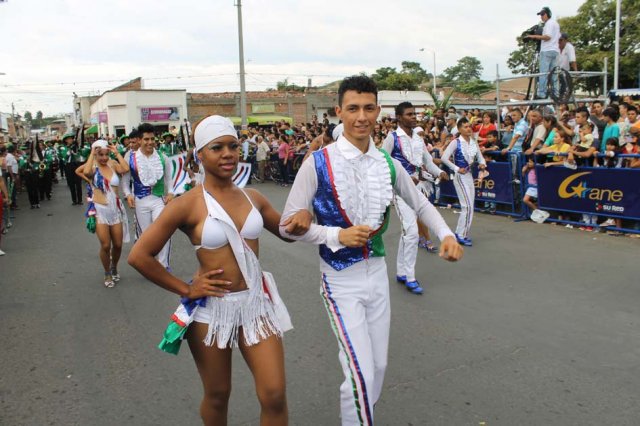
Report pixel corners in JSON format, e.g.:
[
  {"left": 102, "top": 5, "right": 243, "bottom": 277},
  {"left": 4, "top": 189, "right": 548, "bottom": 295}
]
[{"left": 419, "top": 48, "right": 437, "bottom": 94}]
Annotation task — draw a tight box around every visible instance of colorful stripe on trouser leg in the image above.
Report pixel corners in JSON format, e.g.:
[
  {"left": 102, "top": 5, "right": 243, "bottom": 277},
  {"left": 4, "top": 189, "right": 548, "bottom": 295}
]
[
  {"left": 321, "top": 274, "right": 372, "bottom": 426},
  {"left": 456, "top": 173, "right": 472, "bottom": 238}
]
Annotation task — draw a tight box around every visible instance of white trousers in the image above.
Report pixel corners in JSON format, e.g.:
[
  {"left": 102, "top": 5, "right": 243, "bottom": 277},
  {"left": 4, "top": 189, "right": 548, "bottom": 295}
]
[
  {"left": 134, "top": 195, "right": 171, "bottom": 268},
  {"left": 453, "top": 172, "right": 475, "bottom": 238},
  {"left": 394, "top": 196, "right": 419, "bottom": 281},
  {"left": 320, "top": 258, "right": 390, "bottom": 426}
]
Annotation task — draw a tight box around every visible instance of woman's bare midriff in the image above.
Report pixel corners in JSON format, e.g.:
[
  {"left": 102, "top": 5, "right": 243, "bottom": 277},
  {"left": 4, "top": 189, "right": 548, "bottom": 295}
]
[{"left": 195, "top": 239, "right": 259, "bottom": 293}]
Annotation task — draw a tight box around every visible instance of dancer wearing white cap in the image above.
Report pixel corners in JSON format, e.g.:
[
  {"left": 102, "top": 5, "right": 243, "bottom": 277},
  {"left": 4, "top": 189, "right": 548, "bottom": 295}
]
[
  {"left": 78, "top": 139, "right": 130, "bottom": 287},
  {"left": 128, "top": 115, "right": 311, "bottom": 425},
  {"left": 121, "top": 123, "right": 174, "bottom": 268}
]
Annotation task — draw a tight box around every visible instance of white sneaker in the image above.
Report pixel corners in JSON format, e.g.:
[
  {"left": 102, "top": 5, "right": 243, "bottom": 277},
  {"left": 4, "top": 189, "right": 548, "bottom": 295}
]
[
  {"left": 601, "top": 218, "right": 616, "bottom": 227},
  {"left": 0, "top": 249, "right": 5, "bottom": 256},
  {"left": 565, "top": 224, "right": 574, "bottom": 229}
]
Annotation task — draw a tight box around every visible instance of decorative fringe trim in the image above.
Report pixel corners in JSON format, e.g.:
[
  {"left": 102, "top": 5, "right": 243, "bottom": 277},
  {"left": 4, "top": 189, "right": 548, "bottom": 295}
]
[{"left": 202, "top": 287, "right": 284, "bottom": 349}]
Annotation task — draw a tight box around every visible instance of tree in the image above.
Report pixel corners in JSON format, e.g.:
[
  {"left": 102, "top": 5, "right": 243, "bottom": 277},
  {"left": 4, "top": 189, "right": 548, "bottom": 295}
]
[
  {"left": 507, "top": 0, "right": 640, "bottom": 94},
  {"left": 457, "top": 79, "right": 495, "bottom": 97},
  {"left": 426, "top": 87, "right": 456, "bottom": 110},
  {"left": 24, "top": 111, "right": 32, "bottom": 122},
  {"left": 275, "top": 78, "right": 306, "bottom": 92},
  {"left": 370, "top": 61, "right": 430, "bottom": 91},
  {"left": 36, "top": 111, "right": 43, "bottom": 121},
  {"left": 440, "top": 56, "right": 483, "bottom": 84}
]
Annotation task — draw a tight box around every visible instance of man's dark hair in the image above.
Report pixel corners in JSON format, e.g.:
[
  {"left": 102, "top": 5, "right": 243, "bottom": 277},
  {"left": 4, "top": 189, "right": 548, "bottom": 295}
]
[
  {"left": 487, "top": 130, "right": 499, "bottom": 138},
  {"left": 456, "top": 117, "right": 469, "bottom": 129},
  {"left": 576, "top": 107, "right": 591, "bottom": 118},
  {"left": 627, "top": 104, "right": 638, "bottom": 113},
  {"left": 511, "top": 108, "right": 523, "bottom": 118},
  {"left": 137, "top": 123, "right": 155, "bottom": 135},
  {"left": 448, "top": 106, "right": 457, "bottom": 112},
  {"left": 338, "top": 75, "right": 378, "bottom": 106},
  {"left": 603, "top": 107, "right": 620, "bottom": 122},
  {"left": 129, "top": 129, "right": 140, "bottom": 139},
  {"left": 592, "top": 100, "right": 603, "bottom": 107},
  {"left": 395, "top": 101, "right": 414, "bottom": 117}
]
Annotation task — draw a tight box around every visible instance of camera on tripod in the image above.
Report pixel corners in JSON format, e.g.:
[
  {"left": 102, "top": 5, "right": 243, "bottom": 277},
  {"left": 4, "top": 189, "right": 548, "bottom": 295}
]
[{"left": 522, "top": 24, "right": 543, "bottom": 42}]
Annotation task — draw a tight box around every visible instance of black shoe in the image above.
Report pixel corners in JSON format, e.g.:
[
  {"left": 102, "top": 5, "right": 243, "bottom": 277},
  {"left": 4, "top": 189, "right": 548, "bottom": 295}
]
[{"left": 31, "top": 205, "right": 36, "bottom": 209}]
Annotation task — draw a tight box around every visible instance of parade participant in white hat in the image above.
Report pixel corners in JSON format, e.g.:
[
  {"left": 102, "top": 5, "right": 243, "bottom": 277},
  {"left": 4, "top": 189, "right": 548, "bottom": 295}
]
[
  {"left": 78, "top": 139, "right": 130, "bottom": 287},
  {"left": 121, "top": 123, "right": 174, "bottom": 268},
  {"left": 128, "top": 115, "right": 312, "bottom": 425}
]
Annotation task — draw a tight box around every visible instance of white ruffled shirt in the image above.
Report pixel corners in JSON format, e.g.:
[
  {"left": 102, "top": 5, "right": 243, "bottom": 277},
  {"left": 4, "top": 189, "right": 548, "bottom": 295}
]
[
  {"left": 382, "top": 127, "right": 425, "bottom": 172},
  {"left": 135, "top": 149, "right": 164, "bottom": 187},
  {"left": 279, "top": 136, "right": 454, "bottom": 267},
  {"left": 441, "top": 135, "right": 486, "bottom": 173}
]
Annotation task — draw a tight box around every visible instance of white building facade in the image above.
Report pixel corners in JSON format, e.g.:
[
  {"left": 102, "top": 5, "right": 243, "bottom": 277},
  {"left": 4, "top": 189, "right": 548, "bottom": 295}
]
[{"left": 89, "top": 89, "right": 187, "bottom": 137}]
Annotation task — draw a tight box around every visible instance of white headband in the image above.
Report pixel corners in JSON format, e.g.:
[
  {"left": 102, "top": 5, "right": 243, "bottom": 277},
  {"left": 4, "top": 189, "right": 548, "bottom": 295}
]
[
  {"left": 194, "top": 115, "right": 238, "bottom": 152},
  {"left": 91, "top": 140, "right": 108, "bottom": 150}
]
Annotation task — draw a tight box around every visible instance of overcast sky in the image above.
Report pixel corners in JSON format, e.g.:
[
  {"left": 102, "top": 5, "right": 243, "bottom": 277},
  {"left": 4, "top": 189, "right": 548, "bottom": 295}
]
[{"left": 0, "top": 0, "right": 584, "bottom": 116}]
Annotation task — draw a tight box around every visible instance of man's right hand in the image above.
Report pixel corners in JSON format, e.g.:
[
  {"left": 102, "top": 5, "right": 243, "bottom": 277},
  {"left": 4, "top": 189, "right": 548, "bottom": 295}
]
[
  {"left": 338, "top": 225, "right": 371, "bottom": 248},
  {"left": 126, "top": 195, "right": 135, "bottom": 208}
]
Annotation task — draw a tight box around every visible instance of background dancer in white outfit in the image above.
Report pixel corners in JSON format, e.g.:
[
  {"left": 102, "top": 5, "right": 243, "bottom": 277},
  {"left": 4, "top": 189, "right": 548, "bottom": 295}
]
[
  {"left": 280, "top": 76, "right": 463, "bottom": 426},
  {"left": 122, "top": 123, "right": 174, "bottom": 268},
  {"left": 382, "top": 102, "right": 448, "bottom": 294},
  {"left": 441, "top": 118, "right": 487, "bottom": 246}
]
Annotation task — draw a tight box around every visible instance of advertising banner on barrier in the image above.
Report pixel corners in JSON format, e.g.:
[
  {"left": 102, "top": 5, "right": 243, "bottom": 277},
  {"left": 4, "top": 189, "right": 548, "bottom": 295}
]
[
  {"left": 439, "top": 161, "right": 514, "bottom": 204},
  {"left": 536, "top": 165, "right": 640, "bottom": 219}
]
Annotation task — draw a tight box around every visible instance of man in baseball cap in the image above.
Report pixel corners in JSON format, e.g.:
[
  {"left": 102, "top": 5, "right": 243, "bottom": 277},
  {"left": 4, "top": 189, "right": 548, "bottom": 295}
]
[{"left": 526, "top": 6, "right": 561, "bottom": 98}]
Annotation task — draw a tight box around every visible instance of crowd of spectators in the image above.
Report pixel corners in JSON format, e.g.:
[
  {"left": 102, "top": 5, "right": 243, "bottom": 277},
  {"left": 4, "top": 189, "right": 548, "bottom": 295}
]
[{"left": 240, "top": 97, "right": 639, "bottom": 236}]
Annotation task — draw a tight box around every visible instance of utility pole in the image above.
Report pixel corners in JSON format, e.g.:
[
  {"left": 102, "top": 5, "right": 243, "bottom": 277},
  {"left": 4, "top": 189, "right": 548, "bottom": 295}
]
[
  {"left": 235, "top": 0, "right": 247, "bottom": 130},
  {"left": 613, "top": 0, "right": 621, "bottom": 90}
]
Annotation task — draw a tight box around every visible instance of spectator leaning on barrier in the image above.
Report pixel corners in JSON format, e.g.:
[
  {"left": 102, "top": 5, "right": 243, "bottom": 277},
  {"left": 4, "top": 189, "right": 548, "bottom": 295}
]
[
  {"left": 538, "top": 130, "right": 571, "bottom": 167},
  {"left": 523, "top": 109, "right": 546, "bottom": 155},
  {"left": 558, "top": 32, "right": 577, "bottom": 72},
  {"left": 502, "top": 108, "right": 528, "bottom": 154},
  {"left": 621, "top": 104, "right": 638, "bottom": 140},
  {"left": 500, "top": 114, "right": 515, "bottom": 148}
]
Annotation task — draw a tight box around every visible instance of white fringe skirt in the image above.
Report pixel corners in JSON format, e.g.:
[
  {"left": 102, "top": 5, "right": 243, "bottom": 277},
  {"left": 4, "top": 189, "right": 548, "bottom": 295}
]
[{"left": 192, "top": 272, "right": 292, "bottom": 349}]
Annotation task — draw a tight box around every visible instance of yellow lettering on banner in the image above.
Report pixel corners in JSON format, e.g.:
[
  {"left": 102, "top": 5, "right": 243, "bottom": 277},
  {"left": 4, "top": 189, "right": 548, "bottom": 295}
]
[
  {"left": 611, "top": 190, "right": 623, "bottom": 202},
  {"left": 475, "top": 179, "right": 495, "bottom": 189},
  {"left": 588, "top": 188, "right": 625, "bottom": 202}
]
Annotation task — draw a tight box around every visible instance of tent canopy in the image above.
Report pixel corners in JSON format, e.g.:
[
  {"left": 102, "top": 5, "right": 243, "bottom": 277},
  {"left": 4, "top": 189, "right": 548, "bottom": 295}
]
[{"left": 609, "top": 88, "right": 640, "bottom": 98}]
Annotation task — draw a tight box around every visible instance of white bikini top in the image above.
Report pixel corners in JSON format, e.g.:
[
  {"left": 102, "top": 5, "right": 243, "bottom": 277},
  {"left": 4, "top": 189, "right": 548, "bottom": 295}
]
[{"left": 194, "top": 187, "right": 263, "bottom": 250}]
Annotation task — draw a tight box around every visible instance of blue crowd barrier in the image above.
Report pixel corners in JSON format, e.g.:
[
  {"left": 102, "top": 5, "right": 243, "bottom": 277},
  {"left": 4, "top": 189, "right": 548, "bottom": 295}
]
[
  {"left": 533, "top": 153, "right": 640, "bottom": 233},
  {"left": 431, "top": 150, "right": 526, "bottom": 218}
]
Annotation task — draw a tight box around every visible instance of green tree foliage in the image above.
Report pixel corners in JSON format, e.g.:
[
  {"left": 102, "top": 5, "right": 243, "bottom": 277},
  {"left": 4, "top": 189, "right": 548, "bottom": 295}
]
[
  {"left": 508, "top": 0, "right": 640, "bottom": 94},
  {"left": 275, "top": 78, "right": 306, "bottom": 92},
  {"left": 426, "top": 87, "right": 456, "bottom": 110},
  {"left": 370, "top": 62, "right": 431, "bottom": 90},
  {"left": 440, "top": 56, "right": 483, "bottom": 84},
  {"left": 23, "top": 111, "right": 32, "bottom": 122},
  {"left": 457, "top": 79, "right": 495, "bottom": 97}
]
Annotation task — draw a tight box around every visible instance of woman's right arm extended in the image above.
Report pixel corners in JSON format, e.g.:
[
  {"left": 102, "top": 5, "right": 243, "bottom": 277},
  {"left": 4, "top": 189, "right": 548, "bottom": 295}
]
[{"left": 128, "top": 194, "right": 231, "bottom": 299}]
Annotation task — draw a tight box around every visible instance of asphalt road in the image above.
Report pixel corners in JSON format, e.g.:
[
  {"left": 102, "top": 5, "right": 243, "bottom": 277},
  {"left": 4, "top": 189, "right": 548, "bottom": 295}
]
[{"left": 1, "top": 179, "right": 639, "bottom": 426}]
